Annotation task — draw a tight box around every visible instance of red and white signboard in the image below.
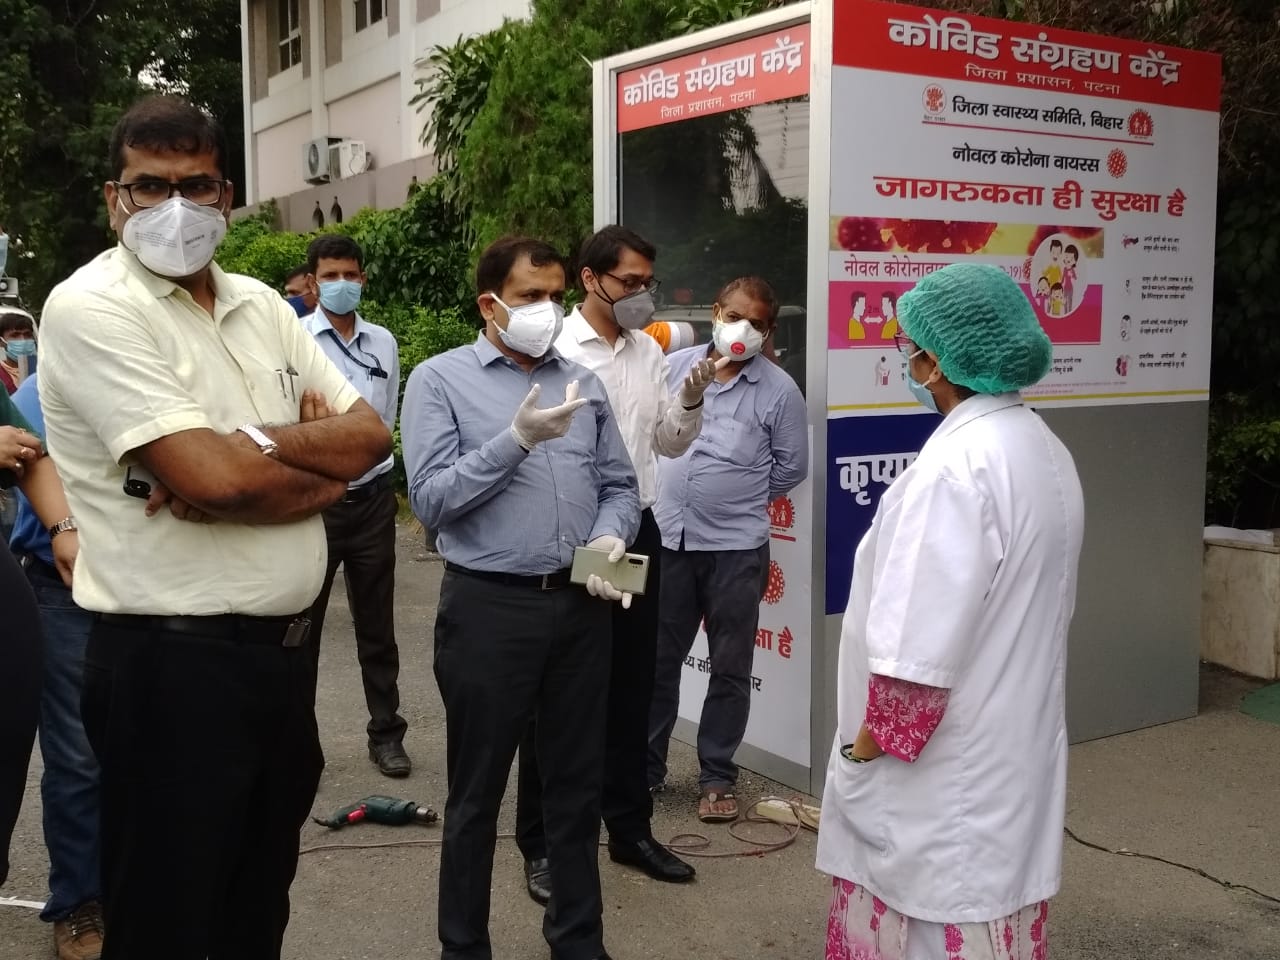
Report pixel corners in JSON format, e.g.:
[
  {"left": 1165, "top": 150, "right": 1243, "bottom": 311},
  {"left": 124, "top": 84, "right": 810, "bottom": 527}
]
[
  {"left": 676, "top": 462, "right": 813, "bottom": 768},
  {"left": 825, "top": 0, "right": 1221, "bottom": 411},
  {"left": 616, "top": 23, "right": 810, "bottom": 133}
]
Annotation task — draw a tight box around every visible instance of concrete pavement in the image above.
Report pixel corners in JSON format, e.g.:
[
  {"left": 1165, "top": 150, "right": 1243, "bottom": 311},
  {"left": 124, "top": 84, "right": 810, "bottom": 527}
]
[{"left": 2, "top": 525, "right": 1278, "bottom": 958}]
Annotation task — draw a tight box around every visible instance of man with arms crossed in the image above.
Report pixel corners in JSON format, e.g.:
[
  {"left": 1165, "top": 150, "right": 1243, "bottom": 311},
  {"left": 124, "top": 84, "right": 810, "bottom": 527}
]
[{"left": 38, "top": 95, "right": 391, "bottom": 960}]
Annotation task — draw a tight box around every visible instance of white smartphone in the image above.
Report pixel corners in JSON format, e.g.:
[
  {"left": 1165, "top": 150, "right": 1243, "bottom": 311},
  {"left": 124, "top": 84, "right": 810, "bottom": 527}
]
[{"left": 569, "top": 547, "right": 651, "bottom": 596}]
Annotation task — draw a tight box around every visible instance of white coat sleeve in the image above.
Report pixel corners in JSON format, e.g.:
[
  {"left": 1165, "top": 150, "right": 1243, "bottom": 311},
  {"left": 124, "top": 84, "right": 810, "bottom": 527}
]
[
  {"left": 863, "top": 473, "right": 1002, "bottom": 688},
  {"left": 652, "top": 352, "right": 701, "bottom": 458}
]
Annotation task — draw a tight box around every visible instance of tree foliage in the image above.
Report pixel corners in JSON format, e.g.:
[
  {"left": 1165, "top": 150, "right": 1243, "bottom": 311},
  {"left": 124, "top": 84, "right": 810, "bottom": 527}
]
[
  {"left": 409, "top": 24, "right": 518, "bottom": 210},
  {"left": 0, "top": 0, "right": 243, "bottom": 313},
  {"left": 450, "top": 0, "right": 786, "bottom": 257}
]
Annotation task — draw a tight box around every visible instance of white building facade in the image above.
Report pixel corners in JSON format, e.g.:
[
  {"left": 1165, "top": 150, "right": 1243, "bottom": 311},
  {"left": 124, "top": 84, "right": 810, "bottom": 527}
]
[{"left": 239, "top": 0, "right": 530, "bottom": 228}]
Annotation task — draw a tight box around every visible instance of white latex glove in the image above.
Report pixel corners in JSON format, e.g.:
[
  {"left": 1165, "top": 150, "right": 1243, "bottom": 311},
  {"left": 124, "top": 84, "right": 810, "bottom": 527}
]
[
  {"left": 678, "top": 356, "right": 731, "bottom": 407},
  {"left": 584, "top": 535, "right": 631, "bottom": 608},
  {"left": 586, "top": 573, "right": 632, "bottom": 610},
  {"left": 510, "top": 381, "right": 589, "bottom": 450},
  {"left": 587, "top": 534, "right": 626, "bottom": 561}
]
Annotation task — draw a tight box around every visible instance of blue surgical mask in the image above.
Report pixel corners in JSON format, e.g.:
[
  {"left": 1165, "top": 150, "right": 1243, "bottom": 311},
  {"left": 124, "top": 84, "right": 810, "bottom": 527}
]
[
  {"left": 5, "top": 338, "right": 35, "bottom": 359},
  {"left": 905, "top": 350, "right": 940, "bottom": 414},
  {"left": 286, "top": 294, "right": 310, "bottom": 317},
  {"left": 318, "top": 279, "right": 363, "bottom": 315}
]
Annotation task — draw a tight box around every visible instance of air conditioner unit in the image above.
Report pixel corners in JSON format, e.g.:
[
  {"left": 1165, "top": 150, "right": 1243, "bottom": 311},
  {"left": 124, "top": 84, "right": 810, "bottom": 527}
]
[
  {"left": 328, "top": 140, "right": 370, "bottom": 180},
  {"left": 302, "top": 137, "right": 341, "bottom": 184}
]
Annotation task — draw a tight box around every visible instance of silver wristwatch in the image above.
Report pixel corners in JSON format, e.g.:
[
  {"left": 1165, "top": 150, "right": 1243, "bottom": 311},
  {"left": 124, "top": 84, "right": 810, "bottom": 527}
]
[
  {"left": 237, "top": 423, "right": 279, "bottom": 458},
  {"left": 48, "top": 516, "right": 78, "bottom": 540}
]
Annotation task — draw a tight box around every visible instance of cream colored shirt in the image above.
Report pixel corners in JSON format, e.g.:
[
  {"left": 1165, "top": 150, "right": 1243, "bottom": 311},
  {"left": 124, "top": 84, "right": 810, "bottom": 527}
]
[
  {"left": 554, "top": 307, "right": 701, "bottom": 509},
  {"left": 39, "top": 247, "right": 361, "bottom": 616}
]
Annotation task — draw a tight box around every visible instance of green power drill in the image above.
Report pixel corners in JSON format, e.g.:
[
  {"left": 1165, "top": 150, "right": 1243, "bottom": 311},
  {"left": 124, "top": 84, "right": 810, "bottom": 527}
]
[{"left": 313, "top": 795, "right": 439, "bottom": 830}]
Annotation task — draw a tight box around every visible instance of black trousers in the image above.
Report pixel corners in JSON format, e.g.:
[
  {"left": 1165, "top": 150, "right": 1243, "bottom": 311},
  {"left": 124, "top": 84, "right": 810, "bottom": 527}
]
[
  {"left": 307, "top": 480, "right": 407, "bottom": 744},
  {"left": 81, "top": 616, "right": 324, "bottom": 960},
  {"left": 0, "top": 546, "right": 41, "bottom": 886},
  {"left": 516, "top": 509, "right": 661, "bottom": 855},
  {"left": 434, "top": 570, "right": 610, "bottom": 960}
]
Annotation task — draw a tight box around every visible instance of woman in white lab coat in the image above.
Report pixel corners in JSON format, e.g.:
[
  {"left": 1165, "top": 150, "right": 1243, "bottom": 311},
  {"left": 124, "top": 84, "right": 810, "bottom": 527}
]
[{"left": 817, "top": 263, "right": 1085, "bottom": 960}]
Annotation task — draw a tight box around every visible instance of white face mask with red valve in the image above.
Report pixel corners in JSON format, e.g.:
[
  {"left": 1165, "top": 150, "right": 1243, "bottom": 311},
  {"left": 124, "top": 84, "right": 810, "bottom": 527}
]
[{"left": 712, "top": 316, "right": 764, "bottom": 361}]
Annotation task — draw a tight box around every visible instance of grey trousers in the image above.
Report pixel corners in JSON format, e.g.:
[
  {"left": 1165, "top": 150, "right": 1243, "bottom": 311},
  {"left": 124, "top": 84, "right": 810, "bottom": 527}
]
[{"left": 647, "top": 542, "right": 769, "bottom": 790}]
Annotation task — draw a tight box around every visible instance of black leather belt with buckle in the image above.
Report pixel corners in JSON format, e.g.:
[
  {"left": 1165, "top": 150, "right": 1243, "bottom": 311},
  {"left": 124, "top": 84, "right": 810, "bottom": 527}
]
[
  {"left": 96, "top": 612, "right": 311, "bottom": 647},
  {"left": 444, "top": 562, "right": 573, "bottom": 591},
  {"left": 340, "top": 472, "right": 391, "bottom": 504}
]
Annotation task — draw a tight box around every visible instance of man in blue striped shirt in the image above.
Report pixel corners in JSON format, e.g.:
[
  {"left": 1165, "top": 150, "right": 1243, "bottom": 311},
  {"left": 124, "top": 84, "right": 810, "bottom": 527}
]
[
  {"left": 402, "top": 236, "right": 639, "bottom": 960},
  {"left": 648, "top": 276, "right": 809, "bottom": 824}
]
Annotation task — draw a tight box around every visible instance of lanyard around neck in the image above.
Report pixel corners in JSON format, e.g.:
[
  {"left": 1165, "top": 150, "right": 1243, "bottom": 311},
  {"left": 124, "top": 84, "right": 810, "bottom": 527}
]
[{"left": 322, "top": 328, "right": 387, "bottom": 379}]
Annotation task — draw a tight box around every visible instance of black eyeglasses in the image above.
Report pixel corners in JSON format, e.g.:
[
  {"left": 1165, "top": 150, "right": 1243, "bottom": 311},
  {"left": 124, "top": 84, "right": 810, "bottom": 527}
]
[
  {"left": 893, "top": 331, "right": 917, "bottom": 357},
  {"left": 113, "top": 178, "right": 230, "bottom": 209},
  {"left": 603, "top": 272, "right": 661, "bottom": 297}
]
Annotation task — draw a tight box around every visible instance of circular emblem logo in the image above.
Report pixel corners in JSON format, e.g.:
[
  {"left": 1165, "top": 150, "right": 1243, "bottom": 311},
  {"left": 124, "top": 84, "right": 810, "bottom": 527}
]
[
  {"left": 923, "top": 84, "right": 946, "bottom": 114},
  {"left": 768, "top": 496, "right": 796, "bottom": 531},
  {"left": 1127, "top": 109, "right": 1154, "bottom": 138},
  {"left": 1106, "top": 149, "right": 1128, "bottom": 179},
  {"left": 731, "top": 342, "right": 745, "bottom": 355}
]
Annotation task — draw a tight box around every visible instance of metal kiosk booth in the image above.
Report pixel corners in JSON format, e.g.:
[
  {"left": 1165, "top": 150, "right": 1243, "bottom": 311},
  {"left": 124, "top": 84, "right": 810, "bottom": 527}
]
[{"left": 591, "top": 0, "right": 1223, "bottom": 794}]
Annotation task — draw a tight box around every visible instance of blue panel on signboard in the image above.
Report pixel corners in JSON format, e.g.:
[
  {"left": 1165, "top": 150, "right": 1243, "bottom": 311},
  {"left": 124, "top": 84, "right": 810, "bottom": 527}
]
[{"left": 824, "top": 413, "right": 942, "bottom": 615}]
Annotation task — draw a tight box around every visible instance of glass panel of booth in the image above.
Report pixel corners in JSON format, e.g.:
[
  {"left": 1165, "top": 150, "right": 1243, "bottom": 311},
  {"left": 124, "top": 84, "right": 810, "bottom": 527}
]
[{"left": 615, "top": 24, "right": 811, "bottom": 396}]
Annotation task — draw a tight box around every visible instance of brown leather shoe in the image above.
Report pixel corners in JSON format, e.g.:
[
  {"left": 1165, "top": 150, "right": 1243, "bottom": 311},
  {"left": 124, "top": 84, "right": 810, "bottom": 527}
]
[{"left": 54, "top": 901, "right": 104, "bottom": 960}]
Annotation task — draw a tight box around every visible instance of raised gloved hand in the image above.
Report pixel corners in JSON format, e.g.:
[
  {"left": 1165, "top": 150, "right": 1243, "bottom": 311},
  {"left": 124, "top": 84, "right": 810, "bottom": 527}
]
[
  {"left": 510, "top": 381, "right": 589, "bottom": 451},
  {"left": 584, "top": 534, "right": 632, "bottom": 608},
  {"left": 678, "top": 356, "right": 731, "bottom": 408}
]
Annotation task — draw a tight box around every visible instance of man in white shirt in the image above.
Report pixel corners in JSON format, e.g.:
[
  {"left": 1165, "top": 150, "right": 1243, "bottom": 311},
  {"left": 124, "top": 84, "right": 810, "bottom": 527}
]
[
  {"left": 301, "top": 234, "right": 409, "bottom": 777},
  {"left": 515, "top": 226, "right": 722, "bottom": 899}
]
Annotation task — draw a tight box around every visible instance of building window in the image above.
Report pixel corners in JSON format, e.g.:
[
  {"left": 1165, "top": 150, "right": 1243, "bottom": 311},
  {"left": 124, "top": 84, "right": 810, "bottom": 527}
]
[
  {"left": 277, "top": 0, "right": 301, "bottom": 71},
  {"left": 353, "top": 0, "right": 385, "bottom": 32}
]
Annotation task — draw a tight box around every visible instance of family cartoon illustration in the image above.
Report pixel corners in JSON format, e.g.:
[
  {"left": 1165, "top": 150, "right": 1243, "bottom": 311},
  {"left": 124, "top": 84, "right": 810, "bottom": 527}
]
[
  {"left": 848, "top": 290, "right": 899, "bottom": 341},
  {"left": 1032, "top": 238, "right": 1080, "bottom": 317}
]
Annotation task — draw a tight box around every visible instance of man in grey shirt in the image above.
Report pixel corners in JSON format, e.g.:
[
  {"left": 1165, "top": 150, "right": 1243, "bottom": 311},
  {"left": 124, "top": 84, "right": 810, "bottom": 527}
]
[
  {"left": 649, "top": 276, "right": 809, "bottom": 824},
  {"left": 402, "top": 236, "right": 639, "bottom": 960}
]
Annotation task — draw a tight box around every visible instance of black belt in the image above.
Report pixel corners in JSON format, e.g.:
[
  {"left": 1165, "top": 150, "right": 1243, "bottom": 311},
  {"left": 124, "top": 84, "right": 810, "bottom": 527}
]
[
  {"left": 339, "top": 472, "right": 392, "bottom": 504},
  {"left": 444, "top": 562, "right": 573, "bottom": 591},
  {"left": 15, "top": 551, "right": 61, "bottom": 583},
  {"left": 96, "top": 612, "right": 311, "bottom": 647}
]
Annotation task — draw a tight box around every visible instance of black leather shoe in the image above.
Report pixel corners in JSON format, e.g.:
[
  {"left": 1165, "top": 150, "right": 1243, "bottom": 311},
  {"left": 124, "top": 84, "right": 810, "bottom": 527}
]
[
  {"left": 368, "top": 741, "right": 412, "bottom": 778},
  {"left": 524, "top": 857, "right": 551, "bottom": 906},
  {"left": 607, "top": 837, "right": 696, "bottom": 883}
]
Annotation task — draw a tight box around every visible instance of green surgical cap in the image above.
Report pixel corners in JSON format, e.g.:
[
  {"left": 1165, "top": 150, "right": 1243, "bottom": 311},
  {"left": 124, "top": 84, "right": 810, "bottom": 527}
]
[{"left": 897, "top": 263, "right": 1052, "bottom": 394}]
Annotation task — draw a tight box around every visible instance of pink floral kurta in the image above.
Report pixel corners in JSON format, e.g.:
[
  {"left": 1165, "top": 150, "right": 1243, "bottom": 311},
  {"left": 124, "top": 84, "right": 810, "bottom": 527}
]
[
  {"left": 826, "top": 878, "right": 1049, "bottom": 960},
  {"left": 863, "top": 675, "right": 949, "bottom": 762}
]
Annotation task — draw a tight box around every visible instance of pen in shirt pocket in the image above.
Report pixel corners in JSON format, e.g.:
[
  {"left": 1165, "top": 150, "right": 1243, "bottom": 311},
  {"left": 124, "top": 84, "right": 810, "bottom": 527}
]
[{"left": 276, "top": 365, "right": 299, "bottom": 401}]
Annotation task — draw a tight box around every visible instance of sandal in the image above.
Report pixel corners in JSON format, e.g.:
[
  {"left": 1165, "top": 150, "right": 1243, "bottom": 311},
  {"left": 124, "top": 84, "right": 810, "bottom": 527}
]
[{"left": 698, "top": 787, "right": 739, "bottom": 823}]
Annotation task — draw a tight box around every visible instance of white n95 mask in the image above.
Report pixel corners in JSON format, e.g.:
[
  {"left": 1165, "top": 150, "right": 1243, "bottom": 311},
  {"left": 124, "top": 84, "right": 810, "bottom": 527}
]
[
  {"left": 121, "top": 197, "right": 227, "bottom": 278},
  {"left": 491, "top": 295, "right": 565, "bottom": 358},
  {"left": 712, "top": 317, "right": 765, "bottom": 361}
]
